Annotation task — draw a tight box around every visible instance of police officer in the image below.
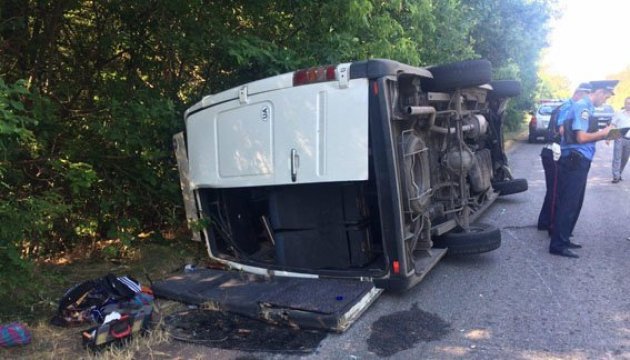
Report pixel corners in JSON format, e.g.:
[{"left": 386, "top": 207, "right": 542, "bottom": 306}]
[
  {"left": 549, "top": 80, "right": 619, "bottom": 258},
  {"left": 537, "top": 83, "right": 592, "bottom": 234}
]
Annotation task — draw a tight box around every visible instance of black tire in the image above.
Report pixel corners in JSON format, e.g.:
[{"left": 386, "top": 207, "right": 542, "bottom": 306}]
[
  {"left": 433, "top": 223, "right": 501, "bottom": 255},
  {"left": 489, "top": 80, "right": 521, "bottom": 98},
  {"left": 422, "top": 59, "right": 492, "bottom": 92},
  {"left": 528, "top": 132, "right": 537, "bottom": 143},
  {"left": 492, "top": 178, "right": 528, "bottom": 196}
]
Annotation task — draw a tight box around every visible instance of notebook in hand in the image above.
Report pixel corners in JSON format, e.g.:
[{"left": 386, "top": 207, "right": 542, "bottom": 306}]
[
  {"left": 607, "top": 128, "right": 621, "bottom": 140},
  {"left": 606, "top": 128, "right": 630, "bottom": 140}
]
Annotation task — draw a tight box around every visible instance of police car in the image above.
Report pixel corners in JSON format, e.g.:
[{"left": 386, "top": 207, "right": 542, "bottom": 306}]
[{"left": 528, "top": 99, "right": 563, "bottom": 143}]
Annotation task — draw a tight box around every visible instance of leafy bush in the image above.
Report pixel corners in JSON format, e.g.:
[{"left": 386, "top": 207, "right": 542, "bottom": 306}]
[
  {"left": 0, "top": 1, "right": 553, "bottom": 315},
  {"left": 0, "top": 79, "right": 63, "bottom": 311}
]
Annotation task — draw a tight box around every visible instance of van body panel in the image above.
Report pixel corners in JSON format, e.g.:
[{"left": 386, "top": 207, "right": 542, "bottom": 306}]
[{"left": 186, "top": 79, "right": 369, "bottom": 189}]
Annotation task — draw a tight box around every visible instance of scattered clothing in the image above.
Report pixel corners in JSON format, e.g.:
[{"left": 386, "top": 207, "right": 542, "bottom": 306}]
[{"left": 51, "top": 273, "right": 155, "bottom": 349}]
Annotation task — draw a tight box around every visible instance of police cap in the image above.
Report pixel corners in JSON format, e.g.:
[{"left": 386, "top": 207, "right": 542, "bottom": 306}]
[
  {"left": 576, "top": 82, "right": 592, "bottom": 92},
  {"left": 589, "top": 80, "right": 619, "bottom": 95}
]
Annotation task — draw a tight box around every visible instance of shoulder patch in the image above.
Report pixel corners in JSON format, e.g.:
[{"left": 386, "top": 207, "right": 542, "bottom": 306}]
[{"left": 580, "top": 109, "right": 589, "bottom": 120}]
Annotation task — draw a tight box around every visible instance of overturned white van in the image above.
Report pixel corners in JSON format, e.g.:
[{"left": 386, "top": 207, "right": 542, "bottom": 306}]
[{"left": 169, "top": 59, "right": 527, "bottom": 330}]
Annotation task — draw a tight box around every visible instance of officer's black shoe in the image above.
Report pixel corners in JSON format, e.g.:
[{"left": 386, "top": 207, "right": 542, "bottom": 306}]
[
  {"left": 612, "top": 178, "right": 620, "bottom": 183},
  {"left": 568, "top": 242, "right": 582, "bottom": 249},
  {"left": 549, "top": 249, "right": 579, "bottom": 258}
]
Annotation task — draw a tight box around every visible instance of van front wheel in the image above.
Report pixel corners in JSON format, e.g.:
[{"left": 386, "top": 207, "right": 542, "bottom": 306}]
[{"left": 433, "top": 223, "right": 501, "bottom": 255}]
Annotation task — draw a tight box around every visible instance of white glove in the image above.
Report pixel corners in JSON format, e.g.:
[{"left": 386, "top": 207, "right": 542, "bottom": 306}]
[{"left": 551, "top": 143, "right": 561, "bottom": 161}]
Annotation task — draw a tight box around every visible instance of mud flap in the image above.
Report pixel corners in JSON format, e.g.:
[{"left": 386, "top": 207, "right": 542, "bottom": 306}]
[{"left": 152, "top": 269, "right": 382, "bottom": 332}]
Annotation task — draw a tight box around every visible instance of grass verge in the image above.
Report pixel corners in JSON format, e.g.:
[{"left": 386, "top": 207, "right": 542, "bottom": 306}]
[{"left": 0, "top": 238, "right": 205, "bottom": 359}]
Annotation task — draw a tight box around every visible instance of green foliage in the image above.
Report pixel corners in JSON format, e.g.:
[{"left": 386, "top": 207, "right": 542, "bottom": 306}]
[
  {"left": 0, "top": 0, "right": 554, "bottom": 310},
  {"left": 464, "top": 0, "right": 558, "bottom": 129},
  {"left": 0, "top": 79, "right": 67, "bottom": 314},
  {"left": 0, "top": 79, "right": 34, "bottom": 143},
  {"left": 0, "top": 80, "right": 44, "bottom": 264},
  {"left": 607, "top": 66, "right": 630, "bottom": 109},
  {"left": 538, "top": 67, "right": 572, "bottom": 100}
]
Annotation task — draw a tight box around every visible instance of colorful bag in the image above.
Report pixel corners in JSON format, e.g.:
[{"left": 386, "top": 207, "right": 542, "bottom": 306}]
[
  {"left": 81, "top": 293, "right": 155, "bottom": 349},
  {"left": 51, "top": 273, "right": 155, "bottom": 349},
  {"left": 0, "top": 322, "right": 32, "bottom": 348}
]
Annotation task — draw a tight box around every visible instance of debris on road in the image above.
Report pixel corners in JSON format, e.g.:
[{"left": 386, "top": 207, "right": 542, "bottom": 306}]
[{"left": 164, "top": 309, "right": 326, "bottom": 353}]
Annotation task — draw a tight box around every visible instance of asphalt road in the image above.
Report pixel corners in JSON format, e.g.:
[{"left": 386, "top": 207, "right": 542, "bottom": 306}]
[{"left": 164, "top": 138, "right": 629, "bottom": 359}]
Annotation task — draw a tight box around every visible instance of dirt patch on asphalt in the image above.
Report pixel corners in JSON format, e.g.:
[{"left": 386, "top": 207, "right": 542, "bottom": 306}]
[
  {"left": 367, "top": 303, "right": 450, "bottom": 357},
  {"left": 164, "top": 309, "right": 327, "bottom": 354}
]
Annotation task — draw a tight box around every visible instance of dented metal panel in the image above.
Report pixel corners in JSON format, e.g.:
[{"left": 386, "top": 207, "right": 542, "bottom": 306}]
[
  {"left": 152, "top": 269, "right": 383, "bottom": 332},
  {"left": 173, "top": 132, "right": 201, "bottom": 241}
]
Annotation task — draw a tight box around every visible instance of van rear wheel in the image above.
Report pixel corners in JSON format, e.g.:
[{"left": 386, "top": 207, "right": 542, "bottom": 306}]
[
  {"left": 433, "top": 223, "right": 501, "bottom": 255},
  {"left": 528, "top": 132, "right": 537, "bottom": 143},
  {"left": 422, "top": 59, "right": 492, "bottom": 92}
]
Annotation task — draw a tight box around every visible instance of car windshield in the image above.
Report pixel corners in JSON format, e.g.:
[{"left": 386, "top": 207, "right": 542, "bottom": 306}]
[{"left": 537, "top": 105, "right": 557, "bottom": 115}]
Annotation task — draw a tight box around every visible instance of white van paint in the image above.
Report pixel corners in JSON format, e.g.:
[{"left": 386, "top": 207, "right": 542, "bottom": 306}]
[{"left": 186, "top": 77, "right": 369, "bottom": 188}]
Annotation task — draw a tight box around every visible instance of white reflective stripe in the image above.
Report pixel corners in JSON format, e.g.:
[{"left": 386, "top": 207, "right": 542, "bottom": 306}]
[
  {"left": 269, "top": 270, "right": 318, "bottom": 279},
  {"left": 222, "top": 260, "right": 319, "bottom": 279},
  {"left": 117, "top": 276, "right": 141, "bottom": 293}
]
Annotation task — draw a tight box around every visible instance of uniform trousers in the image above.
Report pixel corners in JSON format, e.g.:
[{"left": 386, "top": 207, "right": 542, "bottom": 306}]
[
  {"left": 537, "top": 147, "right": 558, "bottom": 231},
  {"left": 549, "top": 152, "right": 591, "bottom": 252},
  {"left": 612, "top": 137, "right": 630, "bottom": 180},
  {"left": 538, "top": 148, "right": 582, "bottom": 236}
]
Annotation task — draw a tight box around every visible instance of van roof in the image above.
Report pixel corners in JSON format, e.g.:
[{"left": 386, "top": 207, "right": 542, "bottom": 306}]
[{"left": 185, "top": 59, "right": 432, "bottom": 117}]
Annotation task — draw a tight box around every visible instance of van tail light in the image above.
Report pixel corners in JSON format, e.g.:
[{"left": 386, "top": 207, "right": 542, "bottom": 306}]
[
  {"left": 293, "top": 65, "right": 337, "bottom": 86},
  {"left": 392, "top": 260, "right": 400, "bottom": 274},
  {"left": 530, "top": 116, "right": 537, "bottom": 127}
]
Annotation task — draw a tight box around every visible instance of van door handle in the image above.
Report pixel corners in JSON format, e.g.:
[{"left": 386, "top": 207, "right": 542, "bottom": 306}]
[{"left": 290, "top": 148, "right": 299, "bottom": 182}]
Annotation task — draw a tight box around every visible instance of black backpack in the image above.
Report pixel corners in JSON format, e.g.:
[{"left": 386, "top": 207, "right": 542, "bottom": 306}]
[
  {"left": 546, "top": 105, "right": 562, "bottom": 143},
  {"left": 51, "top": 273, "right": 140, "bottom": 327}
]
